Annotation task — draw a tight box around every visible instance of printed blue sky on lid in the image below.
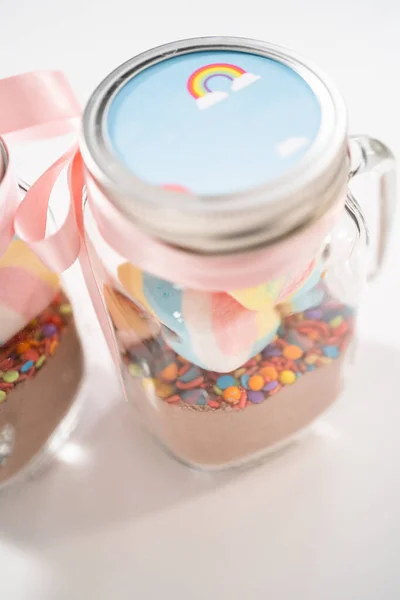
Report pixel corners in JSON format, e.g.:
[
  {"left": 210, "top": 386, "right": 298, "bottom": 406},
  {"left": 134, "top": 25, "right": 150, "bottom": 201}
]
[{"left": 106, "top": 50, "right": 321, "bottom": 195}]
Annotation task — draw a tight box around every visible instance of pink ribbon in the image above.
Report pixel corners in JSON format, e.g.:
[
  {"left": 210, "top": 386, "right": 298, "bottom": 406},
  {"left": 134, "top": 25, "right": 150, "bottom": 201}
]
[
  {"left": 85, "top": 170, "right": 346, "bottom": 290},
  {"left": 0, "top": 72, "right": 81, "bottom": 271},
  {"left": 0, "top": 145, "right": 19, "bottom": 259},
  {"left": 0, "top": 71, "right": 81, "bottom": 142},
  {"left": 0, "top": 69, "right": 345, "bottom": 319}
]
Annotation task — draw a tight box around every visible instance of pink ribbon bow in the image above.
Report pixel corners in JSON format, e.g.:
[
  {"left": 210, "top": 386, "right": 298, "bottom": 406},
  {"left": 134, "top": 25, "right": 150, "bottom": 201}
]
[
  {"left": 0, "top": 69, "right": 347, "bottom": 286},
  {"left": 0, "top": 72, "right": 81, "bottom": 270}
]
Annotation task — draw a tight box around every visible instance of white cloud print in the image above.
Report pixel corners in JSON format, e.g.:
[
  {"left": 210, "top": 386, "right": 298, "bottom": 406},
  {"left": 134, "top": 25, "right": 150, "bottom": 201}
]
[
  {"left": 231, "top": 72, "right": 261, "bottom": 91},
  {"left": 196, "top": 91, "right": 229, "bottom": 110}
]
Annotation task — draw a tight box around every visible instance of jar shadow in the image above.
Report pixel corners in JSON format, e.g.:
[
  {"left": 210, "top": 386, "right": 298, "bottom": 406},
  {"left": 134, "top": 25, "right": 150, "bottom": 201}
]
[{"left": 0, "top": 337, "right": 399, "bottom": 547}]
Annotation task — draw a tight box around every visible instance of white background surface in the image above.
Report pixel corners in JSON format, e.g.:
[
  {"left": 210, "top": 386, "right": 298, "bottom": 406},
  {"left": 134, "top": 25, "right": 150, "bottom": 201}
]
[{"left": 1, "top": 1, "right": 400, "bottom": 598}]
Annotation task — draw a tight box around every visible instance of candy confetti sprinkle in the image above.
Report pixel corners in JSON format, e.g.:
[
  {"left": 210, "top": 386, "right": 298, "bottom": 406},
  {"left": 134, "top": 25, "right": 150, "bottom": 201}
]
[
  {"left": 0, "top": 292, "right": 73, "bottom": 400},
  {"left": 123, "top": 293, "right": 355, "bottom": 411}
]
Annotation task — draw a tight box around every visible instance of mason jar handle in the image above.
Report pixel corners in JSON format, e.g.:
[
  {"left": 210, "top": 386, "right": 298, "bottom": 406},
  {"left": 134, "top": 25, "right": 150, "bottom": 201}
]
[{"left": 348, "top": 135, "right": 396, "bottom": 280}]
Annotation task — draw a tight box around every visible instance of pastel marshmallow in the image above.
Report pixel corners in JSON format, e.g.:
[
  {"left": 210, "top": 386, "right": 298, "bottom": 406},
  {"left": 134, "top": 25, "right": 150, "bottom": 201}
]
[
  {"left": 0, "top": 240, "right": 60, "bottom": 344},
  {"left": 116, "top": 259, "right": 324, "bottom": 372},
  {"left": 117, "top": 264, "right": 281, "bottom": 372}
]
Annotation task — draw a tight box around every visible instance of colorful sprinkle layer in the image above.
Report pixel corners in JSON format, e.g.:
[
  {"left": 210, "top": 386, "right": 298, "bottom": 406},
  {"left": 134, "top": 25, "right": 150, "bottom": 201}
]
[
  {"left": 124, "top": 294, "right": 355, "bottom": 411},
  {"left": 0, "top": 293, "right": 73, "bottom": 403}
]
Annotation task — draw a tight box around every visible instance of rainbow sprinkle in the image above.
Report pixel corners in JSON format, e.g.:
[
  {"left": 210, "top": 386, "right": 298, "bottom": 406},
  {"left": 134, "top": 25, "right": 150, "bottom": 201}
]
[
  {"left": 123, "top": 294, "right": 355, "bottom": 410},
  {"left": 0, "top": 292, "right": 73, "bottom": 402}
]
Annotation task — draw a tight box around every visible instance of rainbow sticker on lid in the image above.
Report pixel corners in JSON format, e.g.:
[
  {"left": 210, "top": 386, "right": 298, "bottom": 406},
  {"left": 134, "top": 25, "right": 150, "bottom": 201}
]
[
  {"left": 187, "top": 63, "right": 260, "bottom": 110},
  {"left": 106, "top": 50, "right": 322, "bottom": 195}
]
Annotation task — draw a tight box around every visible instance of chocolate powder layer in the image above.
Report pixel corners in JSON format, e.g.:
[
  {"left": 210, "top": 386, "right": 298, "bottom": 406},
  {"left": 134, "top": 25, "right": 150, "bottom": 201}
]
[
  {"left": 124, "top": 356, "right": 346, "bottom": 468},
  {"left": 0, "top": 322, "right": 84, "bottom": 484}
]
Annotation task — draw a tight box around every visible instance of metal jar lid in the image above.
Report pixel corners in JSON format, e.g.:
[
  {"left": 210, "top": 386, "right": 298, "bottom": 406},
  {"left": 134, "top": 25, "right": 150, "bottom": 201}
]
[{"left": 81, "top": 36, "right": 348, "bottom": 254}]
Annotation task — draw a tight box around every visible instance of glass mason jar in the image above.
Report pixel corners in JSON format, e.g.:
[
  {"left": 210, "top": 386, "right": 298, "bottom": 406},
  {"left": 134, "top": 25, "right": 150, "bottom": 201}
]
[
  {"left": 80, "top": 37, "right": 396, "bottom": 470},
  {"left": 0, "top": 141, "right": 85, "bottom": 489}
]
